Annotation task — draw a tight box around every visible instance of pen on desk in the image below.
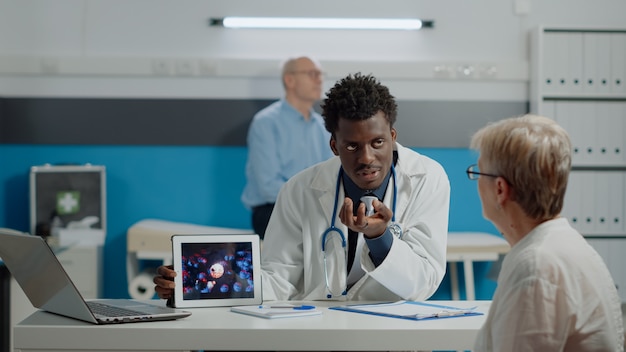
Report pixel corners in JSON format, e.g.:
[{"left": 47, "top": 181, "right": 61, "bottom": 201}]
[
  {"left": 434, "top": 310, "right": 466, "bottom": 317},
  {"left": 260, "top": 304, "right": 316, "bottom": 310},
  {"left": 415, "top": 310, "right": 469, "bottom": 319}
]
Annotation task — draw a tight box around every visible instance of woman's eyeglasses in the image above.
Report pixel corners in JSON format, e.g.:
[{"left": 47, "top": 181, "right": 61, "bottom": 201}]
[{"left": 466, "top": 164, "right": 501, "bottom": 180}]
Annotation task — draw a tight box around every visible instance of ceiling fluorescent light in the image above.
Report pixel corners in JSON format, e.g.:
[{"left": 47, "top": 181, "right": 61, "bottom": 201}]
[{"left": 209, "top": 17, "right": 434, "bottom": 30}]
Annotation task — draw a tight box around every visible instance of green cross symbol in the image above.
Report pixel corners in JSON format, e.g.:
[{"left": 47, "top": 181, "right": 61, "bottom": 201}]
[{"left": 57, "top": 191, "right": 80, "bottom": 215}]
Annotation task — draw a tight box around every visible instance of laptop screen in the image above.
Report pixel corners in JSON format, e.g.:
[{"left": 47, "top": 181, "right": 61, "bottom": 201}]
[{"left": 0, "top": 229, "right": 79, "bottom": 308}]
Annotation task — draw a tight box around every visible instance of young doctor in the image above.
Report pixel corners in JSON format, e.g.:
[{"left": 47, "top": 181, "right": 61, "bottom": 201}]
[{"left": 154, "top": 73, "right": 450, "bottom": 302}]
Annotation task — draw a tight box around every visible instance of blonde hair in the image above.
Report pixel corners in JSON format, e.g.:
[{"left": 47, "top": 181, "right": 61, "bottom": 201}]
[{"left": 470, "top": 114, "right": 572, "bottom": 220}]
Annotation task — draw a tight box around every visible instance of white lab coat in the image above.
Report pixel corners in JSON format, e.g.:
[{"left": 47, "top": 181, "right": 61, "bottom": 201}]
[{"left": 261, "top": 143, "right": 450, "bottom": 301}]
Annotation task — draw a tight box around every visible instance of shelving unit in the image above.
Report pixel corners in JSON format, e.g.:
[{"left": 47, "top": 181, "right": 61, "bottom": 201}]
[{"left": 530, "top": 26, "right": 626, "bottom": 301}]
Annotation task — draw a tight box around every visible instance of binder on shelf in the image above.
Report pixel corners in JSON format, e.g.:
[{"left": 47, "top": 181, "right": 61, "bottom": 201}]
[
  {"left": 603, "top": 172, "right": 625, "bottom": 234},
  {"left": 607, "top": 103, "right": 626, "bottom": 165},
  {"left": 566, "top": 33, "right": 584, "bottom": 94},
  {"left": 579, "top": 171, "right": 596, "bottom": 234},
  {"left": 578, "top": 102, "right": 597, "bottom": 166},
  {"left": 552, "top": 32, "right": 570, "bottom": 94},
  {"left": 562, "top": 172, "right": 583, "bottom": 232},
  {"left": 595, "top": 172, "right": 612, "bottom": 234},
  {"left": 329, "top": 301, "right": 483, "bottom": 321},
  {"left": 541, "top": 32, "right": 560, "bottom": 95},
  {"left": 596, "top": 33, "right": 612, "bottom": 95},
  {"left": 583, "top": 33, "right": 598, "bottom": 94},
  {"left": 595, "top": 102, "right": 612, "bottom": 166},
  {"left": 610, "top": 33, "right": 626, "bottom": 95}
]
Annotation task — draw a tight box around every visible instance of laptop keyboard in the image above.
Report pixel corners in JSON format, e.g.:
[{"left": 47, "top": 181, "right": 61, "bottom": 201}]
[{"left": 87, "top": 301, "right": 149, "bottom": 317}]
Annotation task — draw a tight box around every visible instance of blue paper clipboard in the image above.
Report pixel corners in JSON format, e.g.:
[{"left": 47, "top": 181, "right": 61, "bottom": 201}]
[{"left": 329, "top": 300, "right": 483, "bottom": 321}]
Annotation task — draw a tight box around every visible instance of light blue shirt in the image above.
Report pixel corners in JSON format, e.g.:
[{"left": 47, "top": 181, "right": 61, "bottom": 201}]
[{"left": 241, "top": 99, "right": 333, "bottom": 209}]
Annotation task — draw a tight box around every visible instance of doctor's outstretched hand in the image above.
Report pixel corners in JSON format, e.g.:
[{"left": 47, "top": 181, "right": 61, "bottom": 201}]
[
  {"left": 153, "top": 265, "right": 176, "bottom": 300},
  {"left": 339, "top": 197, "right": 392, "bottom": 239}
]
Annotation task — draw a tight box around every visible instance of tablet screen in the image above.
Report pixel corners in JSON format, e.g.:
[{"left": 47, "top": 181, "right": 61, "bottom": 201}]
[{"left": 171, "top": 234, "right": 262, "bottom": 308}]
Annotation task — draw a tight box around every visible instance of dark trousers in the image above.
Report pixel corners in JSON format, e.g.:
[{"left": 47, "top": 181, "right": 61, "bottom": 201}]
[{"left": 251, "top": 203, "right": 275, "bottom": 240}]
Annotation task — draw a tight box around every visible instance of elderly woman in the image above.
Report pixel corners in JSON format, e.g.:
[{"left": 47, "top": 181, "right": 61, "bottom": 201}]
[{"left": 469, "top": 114, "right": 623, "bottom": 351}]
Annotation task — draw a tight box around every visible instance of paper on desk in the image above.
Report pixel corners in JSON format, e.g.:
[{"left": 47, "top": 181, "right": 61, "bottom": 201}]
[
  {"left": 329, "top": 301, "right": 482, "bottom": 320},
  {"left": 231, "top": 305, "right": 322, "bottom": 319}
]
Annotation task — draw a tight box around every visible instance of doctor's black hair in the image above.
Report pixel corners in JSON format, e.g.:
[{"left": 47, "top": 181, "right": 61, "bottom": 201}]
[{"left": 321, "top": 72, "right": 397, "bottom": 135}]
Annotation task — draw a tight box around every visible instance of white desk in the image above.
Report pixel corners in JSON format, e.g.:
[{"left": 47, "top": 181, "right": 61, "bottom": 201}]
[
  {"left": 446, "top": 232, "right": 510, "bottom": 300},
  {"left": 14, "top": 300, "right": 490, "bottom": 351}
]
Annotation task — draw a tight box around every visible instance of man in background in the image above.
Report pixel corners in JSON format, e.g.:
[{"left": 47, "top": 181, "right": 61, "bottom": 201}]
[{"left": 241, "top": 56, "right": 333, "bottom": 239}]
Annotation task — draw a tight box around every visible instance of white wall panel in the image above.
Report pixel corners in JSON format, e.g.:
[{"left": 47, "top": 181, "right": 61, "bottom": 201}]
[
  {"left": 1, "top": 0, "right": 626, "bottom": 100},
  {"left": 0, "top": 0, "right": 85, "bottom": 55}
]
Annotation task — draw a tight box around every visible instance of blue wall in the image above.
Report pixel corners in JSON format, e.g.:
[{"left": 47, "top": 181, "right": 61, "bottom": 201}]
[{"left": 0, "top": 144, "right": 500, "bottom": 300}]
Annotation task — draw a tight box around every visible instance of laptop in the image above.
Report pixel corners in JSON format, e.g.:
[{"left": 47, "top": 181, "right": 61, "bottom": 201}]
[{"left": 0, "top": 228, "right": 191, "bottom": 324}]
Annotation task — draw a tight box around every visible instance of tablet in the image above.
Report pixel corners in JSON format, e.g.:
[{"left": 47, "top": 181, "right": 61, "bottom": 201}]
[{"left": 171, "top": 234, "right": 262, "bottom": 308}]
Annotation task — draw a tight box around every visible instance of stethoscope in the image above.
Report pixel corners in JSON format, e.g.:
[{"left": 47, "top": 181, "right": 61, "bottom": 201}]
[{"left": 321, "top": 165, "right": 399, "bottom": 298}]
